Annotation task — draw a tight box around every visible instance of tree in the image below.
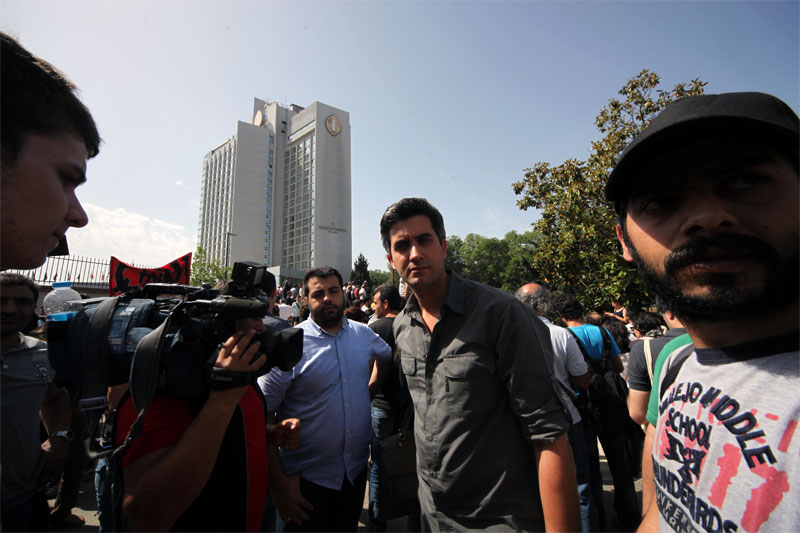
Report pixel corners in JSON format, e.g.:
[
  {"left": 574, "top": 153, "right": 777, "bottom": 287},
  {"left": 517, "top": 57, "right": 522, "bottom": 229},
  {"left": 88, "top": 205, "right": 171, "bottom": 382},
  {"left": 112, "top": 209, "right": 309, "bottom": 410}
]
[
  {"left": 350, "top": 253, "right": 371, "bottom": 286},
  {"left": 191, "top": 246, "right": 230, "bottom": 286},
  {"left": 512, "top": 70, "right": 706, "bottom": 312},
  {"left": 441, "top": 230, "right": 542, "bottom": 292},
  {"left": 369, "top": 268, "right": 393, "bottom": 288}
]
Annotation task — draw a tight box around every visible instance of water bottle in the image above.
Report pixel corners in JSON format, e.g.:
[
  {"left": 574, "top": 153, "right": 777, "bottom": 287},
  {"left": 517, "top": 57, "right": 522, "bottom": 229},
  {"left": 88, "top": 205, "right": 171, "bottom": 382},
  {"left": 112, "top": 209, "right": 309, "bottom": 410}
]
[
  {"left": 44, "top": 282, "right": 82, "bottom": 383},
  {"left": 43, "top": 281, "right": 82, "bottom": 321}
]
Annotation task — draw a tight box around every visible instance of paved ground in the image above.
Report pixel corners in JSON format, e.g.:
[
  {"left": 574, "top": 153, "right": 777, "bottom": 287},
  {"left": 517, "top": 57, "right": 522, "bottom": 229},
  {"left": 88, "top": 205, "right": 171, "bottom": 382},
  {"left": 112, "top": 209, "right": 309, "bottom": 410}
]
[{"left": 56, "top": 446, "right": 641, "bottom": 532}]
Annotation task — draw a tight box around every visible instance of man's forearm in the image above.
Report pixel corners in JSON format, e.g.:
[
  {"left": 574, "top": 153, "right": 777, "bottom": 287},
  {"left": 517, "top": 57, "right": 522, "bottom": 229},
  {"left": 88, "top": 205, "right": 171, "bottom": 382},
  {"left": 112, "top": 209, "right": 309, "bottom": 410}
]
[
  {"left": 369, "top": 360, "right": 387, "bottom": 401},
  {"left": 122, "top": 391, "right": 242, "bottom": 530},
  {"left": 534, "top": 433, "right": 580, "bottom": 532},
  {"left": 39, "top": 386, "right": 71, "bottom": 434}
]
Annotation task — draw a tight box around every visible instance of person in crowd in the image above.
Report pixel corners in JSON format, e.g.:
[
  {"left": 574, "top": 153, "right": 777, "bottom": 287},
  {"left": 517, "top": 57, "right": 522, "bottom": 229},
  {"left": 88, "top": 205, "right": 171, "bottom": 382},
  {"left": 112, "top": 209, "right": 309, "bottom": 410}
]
[
  {"left": 630, "top": 311, "right": 665, "bottom": 340},
  {"left": 380, "top": 197, "right": 578, "bottom": 531},
  {"left": 277, "top": 298, "right": 296, "bottom": 322},
  {"left": 115, "top": 278, "right": 299, "bottom": 531},
  {"left": 606, "top": 91, "right": 799, "bottom": 532},
  {"left": 552, "top": 292, "right": 640, "bottom": 531},
  {"left": 259, "top": 266, "right": 391, "bottom": 532},
  {"left": 516, "top": 282, "right": 597, "bottom": 532},
  {"left": 1, "top": 32, "right": 98, "bottom": 271},
  {"left": 604, "top": 300, "right": 631, "bottom": 324},
  {"left": 627, "top": 300, "right": 685, "bottom": 425},
  {"left": 1, "top": 273, "right": 73, "bottom": 531},
  {"left": 366, "top": 284, "right": 407, "bottom": 532},
  {"left": 602, "top": 319, "right": 631, "bottom": 377}
]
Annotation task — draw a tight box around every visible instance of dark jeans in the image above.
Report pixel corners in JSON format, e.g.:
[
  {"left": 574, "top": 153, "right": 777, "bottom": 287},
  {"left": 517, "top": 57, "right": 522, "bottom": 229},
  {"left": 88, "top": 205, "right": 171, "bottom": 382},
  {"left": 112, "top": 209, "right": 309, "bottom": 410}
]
[
  {"left": 583, "top": 419, "right": 640, "bottom": 532},
  {"left": 567, "top": 421, "right": 600, "bottom": 532},
  {"left": 368, "top": 406, "right": 395, "bottom": 532},
  {"left": 282, "top": 467, "right": 368, "bottom": 532},
  {"left": 95, "top": 457, "right": 113, "bottom": 532}
]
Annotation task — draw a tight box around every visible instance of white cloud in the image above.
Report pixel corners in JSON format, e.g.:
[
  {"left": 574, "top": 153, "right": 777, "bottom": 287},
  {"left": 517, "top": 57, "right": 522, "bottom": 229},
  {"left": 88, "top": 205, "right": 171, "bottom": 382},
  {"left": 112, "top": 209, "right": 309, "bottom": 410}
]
[
  {"left": 175, "top": 180, "right": 184, "bottom": 186},
  {"left": 67, "top": 204, "right": 196, "bottom": 266}
]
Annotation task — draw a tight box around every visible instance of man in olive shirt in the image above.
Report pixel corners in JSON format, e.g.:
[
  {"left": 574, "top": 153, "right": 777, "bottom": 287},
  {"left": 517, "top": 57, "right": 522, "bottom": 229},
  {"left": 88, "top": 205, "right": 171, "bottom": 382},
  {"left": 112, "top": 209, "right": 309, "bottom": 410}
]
[{"left": 380, "top": 198, "right": 578, "bottom": 531}]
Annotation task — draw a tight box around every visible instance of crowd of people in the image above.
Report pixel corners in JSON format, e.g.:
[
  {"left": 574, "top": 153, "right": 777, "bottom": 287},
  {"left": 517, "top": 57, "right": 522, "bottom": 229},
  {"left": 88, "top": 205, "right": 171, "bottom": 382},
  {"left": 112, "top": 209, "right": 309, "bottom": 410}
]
[{"left": 2, "top": 29, "right": 798, "bottom": 533}]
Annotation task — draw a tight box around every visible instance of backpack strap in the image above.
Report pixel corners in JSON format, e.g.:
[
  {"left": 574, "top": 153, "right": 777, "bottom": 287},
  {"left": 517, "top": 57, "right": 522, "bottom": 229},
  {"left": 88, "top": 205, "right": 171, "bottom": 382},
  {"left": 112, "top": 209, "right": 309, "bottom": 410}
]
[
  {"left": 643, "top": 338, "right": 654, "bottom": 385},
  {"left": 599, "top": 327, "right": 613, "bottom": 362},
  {"left": 658, "top": 343, "right": 695, "bottom": 400},
  {"left": 80, "top": 296, "right": 120, "bottom": 459},
  {"left": 566, "top": 328, "right": 591, "bottom": 364}
]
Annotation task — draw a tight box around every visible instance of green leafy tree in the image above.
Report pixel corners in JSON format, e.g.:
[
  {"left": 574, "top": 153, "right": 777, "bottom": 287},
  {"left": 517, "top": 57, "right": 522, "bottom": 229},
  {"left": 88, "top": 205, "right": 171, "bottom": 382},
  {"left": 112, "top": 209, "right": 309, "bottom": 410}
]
[
  {"left": 500, "top": 230, "right": 542, "bottom": 292},
  {"left": 191, "top": 246, "right": 230, "bottom": 286},
  {"left": 443, "top": 235, "right": 466, "bottom": 276},
  {"left": 441, "top": 231, "right": 541, "bottom": 292},
  {"left": 512, "top": 69, "right": 706, "bottom": 312},
  {"left": 350, "top": 253, "right": 371, "bottom": 286},
  {"left": 369, "top": 268, "right": 393, "bottom": 288}
]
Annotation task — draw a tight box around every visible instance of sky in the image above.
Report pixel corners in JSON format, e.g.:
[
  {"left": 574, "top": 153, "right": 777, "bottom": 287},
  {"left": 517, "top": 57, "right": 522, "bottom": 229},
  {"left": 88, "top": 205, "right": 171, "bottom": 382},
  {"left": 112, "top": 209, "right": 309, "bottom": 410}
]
[{"left": 3, "top": 1, "right": 798, "bottom": 271}]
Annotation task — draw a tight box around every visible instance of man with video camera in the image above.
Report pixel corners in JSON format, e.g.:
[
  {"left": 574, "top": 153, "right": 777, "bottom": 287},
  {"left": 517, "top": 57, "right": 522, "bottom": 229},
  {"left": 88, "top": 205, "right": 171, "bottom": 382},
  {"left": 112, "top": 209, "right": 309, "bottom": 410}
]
[{"left": 114, "top": 270, "right": 300, "bottom": 531}]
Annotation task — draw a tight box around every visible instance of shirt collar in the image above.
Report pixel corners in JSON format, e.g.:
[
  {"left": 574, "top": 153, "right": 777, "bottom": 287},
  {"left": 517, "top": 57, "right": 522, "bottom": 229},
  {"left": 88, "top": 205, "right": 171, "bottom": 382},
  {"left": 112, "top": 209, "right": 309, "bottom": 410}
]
[
  {"left": 404, "top": 270, "right": 464, "bottom": 319},
  {"left": 305, "top": 314, "right": 350, "bottom": 337}
]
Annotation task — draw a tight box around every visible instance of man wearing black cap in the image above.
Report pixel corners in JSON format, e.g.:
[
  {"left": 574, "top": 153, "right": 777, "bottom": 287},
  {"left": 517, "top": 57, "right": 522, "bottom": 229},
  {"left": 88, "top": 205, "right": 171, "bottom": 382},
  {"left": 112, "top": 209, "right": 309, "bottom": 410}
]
[{"left": 606, "top": 92, "right": 799, "bottom": 532}]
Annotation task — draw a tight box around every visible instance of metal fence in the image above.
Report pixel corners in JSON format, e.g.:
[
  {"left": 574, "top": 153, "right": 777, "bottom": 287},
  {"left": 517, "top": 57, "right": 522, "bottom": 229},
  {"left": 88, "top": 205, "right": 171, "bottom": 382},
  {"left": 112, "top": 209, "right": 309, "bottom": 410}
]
[{"left": 6, "top": 255, "right": 154, "bottom": 291}]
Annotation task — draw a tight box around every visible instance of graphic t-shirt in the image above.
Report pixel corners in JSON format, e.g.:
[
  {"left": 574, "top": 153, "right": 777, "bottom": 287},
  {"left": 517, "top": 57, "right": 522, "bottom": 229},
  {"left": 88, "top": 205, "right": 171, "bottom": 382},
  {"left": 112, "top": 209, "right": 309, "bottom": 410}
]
[{"left": 652, "top": 332, "right": 799, "bottom": 532}]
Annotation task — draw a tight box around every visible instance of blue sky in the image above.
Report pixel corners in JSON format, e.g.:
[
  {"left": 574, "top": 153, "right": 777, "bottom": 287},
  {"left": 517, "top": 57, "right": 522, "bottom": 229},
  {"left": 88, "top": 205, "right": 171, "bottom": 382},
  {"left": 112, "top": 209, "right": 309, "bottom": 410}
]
[{"left": 3, "top": 1, "right": 798, "bottom": 271}]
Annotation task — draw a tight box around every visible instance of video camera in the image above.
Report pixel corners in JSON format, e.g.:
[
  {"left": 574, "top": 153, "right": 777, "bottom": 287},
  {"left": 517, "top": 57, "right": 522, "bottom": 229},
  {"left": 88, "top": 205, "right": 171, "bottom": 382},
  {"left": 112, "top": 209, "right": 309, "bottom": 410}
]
[{"left": 46, "top": 261, "right": 303, "bottom": 422}]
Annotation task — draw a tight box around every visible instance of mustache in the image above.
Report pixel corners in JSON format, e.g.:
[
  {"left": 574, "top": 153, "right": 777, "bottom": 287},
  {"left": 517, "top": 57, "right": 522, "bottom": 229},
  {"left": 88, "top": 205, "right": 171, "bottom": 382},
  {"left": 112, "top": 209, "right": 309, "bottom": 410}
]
[{"left": 664, "top": 233, "right": 779, "bottom": 276}]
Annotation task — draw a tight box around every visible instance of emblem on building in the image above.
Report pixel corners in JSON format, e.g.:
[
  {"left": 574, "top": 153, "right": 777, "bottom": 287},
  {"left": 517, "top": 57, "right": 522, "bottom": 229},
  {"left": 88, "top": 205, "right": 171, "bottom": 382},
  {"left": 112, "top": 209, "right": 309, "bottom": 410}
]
[{"left": 325, "top": 114, "right": 341, "bottom": 136}]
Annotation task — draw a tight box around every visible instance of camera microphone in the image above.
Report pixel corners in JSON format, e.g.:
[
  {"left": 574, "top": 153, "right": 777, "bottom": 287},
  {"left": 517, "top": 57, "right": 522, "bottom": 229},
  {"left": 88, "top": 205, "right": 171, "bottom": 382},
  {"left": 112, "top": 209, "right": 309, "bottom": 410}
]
[{"left": 210, "top": 297, "right": 267, "bottom": 318}]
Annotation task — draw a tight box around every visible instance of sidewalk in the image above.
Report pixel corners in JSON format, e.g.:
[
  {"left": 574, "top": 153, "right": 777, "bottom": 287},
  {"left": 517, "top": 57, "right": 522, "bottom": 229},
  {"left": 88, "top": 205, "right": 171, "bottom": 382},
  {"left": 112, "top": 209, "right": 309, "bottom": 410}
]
[{"left": 65, "top": 446, "right": 640, "bottom": 532}]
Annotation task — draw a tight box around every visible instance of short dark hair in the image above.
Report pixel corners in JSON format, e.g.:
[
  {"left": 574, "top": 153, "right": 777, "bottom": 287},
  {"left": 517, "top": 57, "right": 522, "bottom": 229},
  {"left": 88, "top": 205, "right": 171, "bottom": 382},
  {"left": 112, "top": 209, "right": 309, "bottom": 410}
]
[
  {"left": 0, "top": 272, "right": 39, "bottom": 302},
  {"left": 380, "top": 198, "right": 446, "bottom": 253},
  {"left": 551, "top": 292, "right": 584, "bottom": 321},
  {"left": 633, "top": 311, "right": 664, "bottom": 334},
  {"left": 303, "top": 266, "right": 343, "bottom": 296},
  {"left": 1, "top": 32, "right": 101, "bottom": 165},
  {"left": 373, "top": 284, "right": 403, "bottom": 312}
]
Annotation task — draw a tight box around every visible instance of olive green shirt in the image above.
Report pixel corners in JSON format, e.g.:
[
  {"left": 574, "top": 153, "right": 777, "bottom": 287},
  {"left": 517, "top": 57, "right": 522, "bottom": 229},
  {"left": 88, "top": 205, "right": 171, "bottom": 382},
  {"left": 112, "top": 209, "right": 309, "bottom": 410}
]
[{"left": 394, "top": 272, "right": 570, "bottom": 530}]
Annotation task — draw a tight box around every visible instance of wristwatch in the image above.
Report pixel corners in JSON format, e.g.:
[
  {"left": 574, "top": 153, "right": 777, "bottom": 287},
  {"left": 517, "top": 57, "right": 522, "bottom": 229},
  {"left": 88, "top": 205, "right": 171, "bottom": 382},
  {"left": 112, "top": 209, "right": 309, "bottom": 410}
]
[{"left": 50, "top": 430, "right": 74, "bottom": 442}]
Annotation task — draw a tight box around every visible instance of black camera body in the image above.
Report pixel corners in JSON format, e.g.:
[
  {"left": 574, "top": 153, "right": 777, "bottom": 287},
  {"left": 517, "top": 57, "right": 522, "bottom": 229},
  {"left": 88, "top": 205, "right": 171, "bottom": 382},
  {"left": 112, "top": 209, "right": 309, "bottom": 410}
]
[{"left": 46, "top": 262, "right": 302, "bottom": 405}]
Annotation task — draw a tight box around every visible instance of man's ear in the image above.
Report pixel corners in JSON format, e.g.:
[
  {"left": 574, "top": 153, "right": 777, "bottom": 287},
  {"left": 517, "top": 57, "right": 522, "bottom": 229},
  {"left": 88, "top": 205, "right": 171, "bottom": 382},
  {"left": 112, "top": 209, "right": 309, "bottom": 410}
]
[
  {"left": 386, "top": 252, "right": 395, "bottom": 271},
  {"left": 616, "top": 224, "right": 635, "bottom": 263},
  {"left": 442, "top": 238, "right": 447, "bottom": 258}
]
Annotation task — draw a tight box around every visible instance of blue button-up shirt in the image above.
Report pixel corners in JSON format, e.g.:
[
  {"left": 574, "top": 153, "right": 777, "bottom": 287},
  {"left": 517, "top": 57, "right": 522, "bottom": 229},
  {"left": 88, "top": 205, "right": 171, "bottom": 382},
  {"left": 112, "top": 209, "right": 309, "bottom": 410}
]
[{"left": 258, "top": 316, "right": 392, "bottom": 489}]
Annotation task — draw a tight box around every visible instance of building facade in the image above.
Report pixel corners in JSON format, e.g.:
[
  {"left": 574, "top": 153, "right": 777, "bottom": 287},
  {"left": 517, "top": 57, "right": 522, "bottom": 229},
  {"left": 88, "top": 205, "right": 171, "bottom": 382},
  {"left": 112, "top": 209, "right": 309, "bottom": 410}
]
[{"left": 198, "top": 99, "right": 351, "bottom": 282}]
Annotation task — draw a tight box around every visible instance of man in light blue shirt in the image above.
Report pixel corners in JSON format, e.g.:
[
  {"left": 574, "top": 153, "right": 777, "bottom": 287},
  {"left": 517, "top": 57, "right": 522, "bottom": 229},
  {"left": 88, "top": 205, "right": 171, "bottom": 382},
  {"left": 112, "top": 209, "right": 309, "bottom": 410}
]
[{"left": 259, "top": 266, "right": 391, "bottom": 532}]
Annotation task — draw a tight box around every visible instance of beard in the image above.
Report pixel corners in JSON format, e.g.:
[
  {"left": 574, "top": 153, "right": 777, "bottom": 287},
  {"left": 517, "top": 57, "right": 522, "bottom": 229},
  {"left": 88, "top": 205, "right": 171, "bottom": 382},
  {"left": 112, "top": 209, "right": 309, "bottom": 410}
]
[
  {"left": 311, "top": 301, "right": 344, "bottom": 329},
  {"left": 623, "top": 230, "right": 799, "bottom": 323}
]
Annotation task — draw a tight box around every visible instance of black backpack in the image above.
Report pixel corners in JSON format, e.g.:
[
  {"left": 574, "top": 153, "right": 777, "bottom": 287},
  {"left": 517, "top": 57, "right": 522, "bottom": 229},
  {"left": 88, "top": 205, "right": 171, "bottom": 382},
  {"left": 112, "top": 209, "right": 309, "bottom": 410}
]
[{"left": 568, "top": 327, "right": 630, "bottom": 432}]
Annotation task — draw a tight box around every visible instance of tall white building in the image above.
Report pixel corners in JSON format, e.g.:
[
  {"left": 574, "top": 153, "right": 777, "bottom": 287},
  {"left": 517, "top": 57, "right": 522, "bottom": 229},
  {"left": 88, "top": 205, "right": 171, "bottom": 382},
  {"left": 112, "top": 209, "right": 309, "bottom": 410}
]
[{"left": 198, "top": 99, "right": 351, "bottom": 282}]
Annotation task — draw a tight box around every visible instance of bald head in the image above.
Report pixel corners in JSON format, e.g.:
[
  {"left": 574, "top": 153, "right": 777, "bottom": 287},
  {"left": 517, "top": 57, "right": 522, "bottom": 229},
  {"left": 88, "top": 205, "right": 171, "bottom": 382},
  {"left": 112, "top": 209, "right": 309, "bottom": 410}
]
[
  {"left": 517, "top": 283, "right": 544, "bottom": 298},
  {"left": 515, "top": 283, "right": 551, "bottom": 317}
]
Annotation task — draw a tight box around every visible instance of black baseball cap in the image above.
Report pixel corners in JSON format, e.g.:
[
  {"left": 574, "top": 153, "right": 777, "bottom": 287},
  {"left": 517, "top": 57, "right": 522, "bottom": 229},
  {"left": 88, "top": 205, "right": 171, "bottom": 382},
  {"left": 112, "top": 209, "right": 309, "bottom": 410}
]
[{"left": 605, "top": 92, "right": 799, "bottom": 212}]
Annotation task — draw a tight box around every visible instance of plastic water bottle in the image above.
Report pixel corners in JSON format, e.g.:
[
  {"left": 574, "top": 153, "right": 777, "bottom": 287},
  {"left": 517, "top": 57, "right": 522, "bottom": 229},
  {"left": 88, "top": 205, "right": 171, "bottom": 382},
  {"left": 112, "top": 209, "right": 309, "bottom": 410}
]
[{"left": 43, "top": 281, "right": 82, "bottom": 321}]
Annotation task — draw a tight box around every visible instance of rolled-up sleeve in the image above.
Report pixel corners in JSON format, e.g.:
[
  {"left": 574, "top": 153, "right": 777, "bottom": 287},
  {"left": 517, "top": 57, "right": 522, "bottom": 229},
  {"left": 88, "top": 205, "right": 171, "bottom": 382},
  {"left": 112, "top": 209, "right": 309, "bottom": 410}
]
[
  {"left": 494, "top": 300, "right": 570, "bottom": 443},
  {"left": 258, "top": 367, "right": 292, "bottom": 414}
]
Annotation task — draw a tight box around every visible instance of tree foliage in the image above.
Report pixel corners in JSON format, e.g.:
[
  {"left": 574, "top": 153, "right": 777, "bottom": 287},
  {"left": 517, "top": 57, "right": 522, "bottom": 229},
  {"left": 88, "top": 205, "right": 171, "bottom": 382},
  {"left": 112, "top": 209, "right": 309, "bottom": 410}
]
[
  {"left": 191, "top": 246, "right": 230, "bottom": 286},
  {"left": 369, "top": 268, "right": 394, "bottom": 288},
  {"left": 512, "top": 70, "right": 706, "bottom": 311},
  {"left": 445, "top": 230, "right": 542, "bottom": 293},
  {"left": 350, "top": 253, "right": 371, "bottom": 286}
]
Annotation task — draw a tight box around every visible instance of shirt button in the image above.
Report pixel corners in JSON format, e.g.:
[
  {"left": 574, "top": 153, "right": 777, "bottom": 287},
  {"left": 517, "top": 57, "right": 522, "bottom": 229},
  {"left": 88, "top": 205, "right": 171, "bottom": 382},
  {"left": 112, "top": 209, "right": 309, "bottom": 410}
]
[
  {"left": 343, "top": 378, "right": 348, "bottom": 383},
  {"left": 430, "top": 471, "right": 438, "bottom": 479},
  {"left": 346, "top": 403, "right": 350, "bottom": 408},
  {"left": 426, "top": 434, "right": 433, "bottom": 441}
]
